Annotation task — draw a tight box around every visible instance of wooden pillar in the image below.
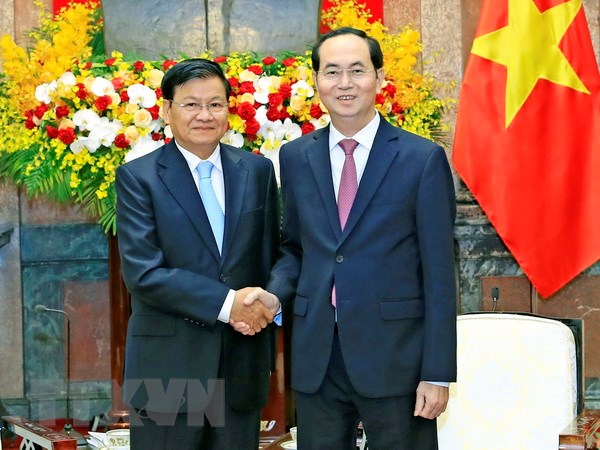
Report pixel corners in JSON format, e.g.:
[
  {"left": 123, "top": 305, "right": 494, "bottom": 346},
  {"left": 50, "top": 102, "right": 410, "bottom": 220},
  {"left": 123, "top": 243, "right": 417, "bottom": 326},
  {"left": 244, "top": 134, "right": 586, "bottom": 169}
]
[{"left": 106, "top": 234, "right": 130, "bottom": 429}]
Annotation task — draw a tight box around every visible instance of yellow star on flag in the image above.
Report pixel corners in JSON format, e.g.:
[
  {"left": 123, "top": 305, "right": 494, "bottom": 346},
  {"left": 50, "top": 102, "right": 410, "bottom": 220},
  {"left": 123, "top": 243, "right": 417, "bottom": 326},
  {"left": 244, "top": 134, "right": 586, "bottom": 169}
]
[{"left": 471, "top": 0, "right": 590, "bottom": 127}]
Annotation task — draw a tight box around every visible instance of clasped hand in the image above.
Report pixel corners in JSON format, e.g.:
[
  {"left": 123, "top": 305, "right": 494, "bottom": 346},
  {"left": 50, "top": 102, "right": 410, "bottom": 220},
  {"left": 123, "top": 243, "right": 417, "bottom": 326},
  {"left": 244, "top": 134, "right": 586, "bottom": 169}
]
[{"left": 229, "top": 287, "right": 280, "bottom": 335}]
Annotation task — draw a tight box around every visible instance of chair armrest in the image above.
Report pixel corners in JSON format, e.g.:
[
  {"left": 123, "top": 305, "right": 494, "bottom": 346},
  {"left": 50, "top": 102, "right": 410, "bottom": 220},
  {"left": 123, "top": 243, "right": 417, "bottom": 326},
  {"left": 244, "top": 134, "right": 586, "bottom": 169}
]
[
  {"left": 559, "top": 409, "right": 600, "bottom": 449},
  {"left": 1, "top": 416, "right": 77, "bottom": 450}
]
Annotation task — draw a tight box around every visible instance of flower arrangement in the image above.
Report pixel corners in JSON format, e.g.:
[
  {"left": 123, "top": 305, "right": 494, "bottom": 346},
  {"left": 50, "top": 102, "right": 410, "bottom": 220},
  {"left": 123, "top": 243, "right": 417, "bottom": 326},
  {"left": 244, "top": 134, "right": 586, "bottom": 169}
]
[{"left": 0, "top": 0, "right": 451, "bottom": 234}]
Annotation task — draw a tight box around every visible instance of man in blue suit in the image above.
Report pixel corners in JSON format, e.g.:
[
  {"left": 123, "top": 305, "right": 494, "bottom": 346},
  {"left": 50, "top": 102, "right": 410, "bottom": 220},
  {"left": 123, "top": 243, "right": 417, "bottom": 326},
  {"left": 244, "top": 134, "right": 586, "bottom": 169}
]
[
  {"left": 242, "top": 28, "right": 457, "bottom": 449},
  {"left": 115, "top": 59, "right": 280, "bottom": 450}
]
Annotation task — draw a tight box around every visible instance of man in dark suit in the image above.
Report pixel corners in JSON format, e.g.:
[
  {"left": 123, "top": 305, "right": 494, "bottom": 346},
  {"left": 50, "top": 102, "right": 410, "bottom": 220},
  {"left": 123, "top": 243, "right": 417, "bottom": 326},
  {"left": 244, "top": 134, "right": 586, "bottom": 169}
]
[
  {"left": 115, "top": 58, "right": 280, "bottom": 450},
  {"left": 241, "top": 27, "right": 457, "bottom": 449}
]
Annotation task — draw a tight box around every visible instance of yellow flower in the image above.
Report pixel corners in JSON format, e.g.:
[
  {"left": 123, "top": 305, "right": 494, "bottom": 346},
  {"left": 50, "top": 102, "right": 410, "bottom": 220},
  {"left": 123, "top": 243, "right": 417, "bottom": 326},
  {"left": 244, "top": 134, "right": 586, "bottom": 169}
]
[{"left": 133, "top": 109, "right": 153, "bottom": 128}]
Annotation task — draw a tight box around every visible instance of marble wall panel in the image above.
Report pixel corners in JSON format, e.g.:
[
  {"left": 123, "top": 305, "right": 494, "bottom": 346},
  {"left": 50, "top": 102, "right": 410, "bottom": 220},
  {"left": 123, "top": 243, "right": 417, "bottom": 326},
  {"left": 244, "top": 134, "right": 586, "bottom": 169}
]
[
  {"left": 0, "top": 181, "right": 23, "bottom": 398},
  {"left": 103, "top": 0, "right": 321, "bottom": 59},
  {"left": 0, "top": 0, "right": 14, "bottom": 37},
  {"left": 21, "top": 224, "right": 110, "bottom": 421},
  {"left": 384, "top": 0, "right": 421, "bottom": 32}
]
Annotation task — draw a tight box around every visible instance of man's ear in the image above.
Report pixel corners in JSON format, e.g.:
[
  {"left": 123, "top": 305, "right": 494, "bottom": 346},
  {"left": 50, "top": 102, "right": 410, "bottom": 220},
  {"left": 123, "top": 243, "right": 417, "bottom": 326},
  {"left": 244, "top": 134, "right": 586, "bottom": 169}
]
[{"left": 376, "top": 68, "right": 385, "bottom": 89}]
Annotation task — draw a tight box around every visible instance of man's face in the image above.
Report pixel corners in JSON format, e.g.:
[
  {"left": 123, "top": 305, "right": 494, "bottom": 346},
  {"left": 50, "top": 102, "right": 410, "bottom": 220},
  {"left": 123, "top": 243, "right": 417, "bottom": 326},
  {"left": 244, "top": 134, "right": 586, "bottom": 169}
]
[
  {"left": 313, "top": 33, "right": 384, "bottom": 136},
  {"left": 162, "top": 76, "right": 229, "bottom": 158}
]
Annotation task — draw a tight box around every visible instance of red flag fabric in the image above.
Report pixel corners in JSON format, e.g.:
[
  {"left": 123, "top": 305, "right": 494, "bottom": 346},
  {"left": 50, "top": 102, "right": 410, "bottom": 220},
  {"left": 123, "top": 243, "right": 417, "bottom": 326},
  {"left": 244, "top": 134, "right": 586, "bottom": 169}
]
[
  {"left": 53, "top": 0, "right": 100, "bottom": 15},
  {"left": 453, "top": 0, "right": 600, "bottom": 298}
]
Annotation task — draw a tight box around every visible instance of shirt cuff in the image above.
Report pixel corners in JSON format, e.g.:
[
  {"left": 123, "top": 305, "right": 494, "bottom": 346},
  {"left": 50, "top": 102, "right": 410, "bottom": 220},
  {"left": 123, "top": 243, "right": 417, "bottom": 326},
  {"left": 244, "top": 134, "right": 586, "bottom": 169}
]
[
  {"left": 274, "top": 304, "right": 282, "bottom": 326},
  {"left": 424, "top": 381, "right": 449, "bottom": 387},
  {"left": 217, "top": 289, "right": 236, "bottom": 323}
]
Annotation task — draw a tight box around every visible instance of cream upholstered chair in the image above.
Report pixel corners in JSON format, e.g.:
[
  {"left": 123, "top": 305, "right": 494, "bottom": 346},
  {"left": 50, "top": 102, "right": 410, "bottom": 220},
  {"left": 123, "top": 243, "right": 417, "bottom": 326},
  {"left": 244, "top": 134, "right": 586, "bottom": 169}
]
[{"left": 437, "top": 313, "right": 583, "bottom": 450}]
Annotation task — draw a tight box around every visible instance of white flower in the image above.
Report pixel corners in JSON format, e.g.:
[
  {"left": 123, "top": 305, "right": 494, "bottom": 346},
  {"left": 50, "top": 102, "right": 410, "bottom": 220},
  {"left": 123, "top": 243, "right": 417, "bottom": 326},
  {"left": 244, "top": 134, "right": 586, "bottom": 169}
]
[
  {"left": 69, "top": 138, "right": 88, "bottom": 154},
  {"left": 124, "top": 135, "right": 163, "bottom": 162},
  {"left": 253, "top": 76, "right": 276, "bottom": 104},
  {"left": 259, "top": 139, "right": 282, "bottom": 186},
  {"left": 88, "top": 122, "right": 120, "bottom": 150},
  {"left": 34, "top": 81, "right": 57, "bottom": 104},
  {"left": 58, "top": 71, "right": 76, "bottom": 86},
  {"left": 291, "top": 80, "right": 314, "bottom": 98},
  {"left": 72, "top": 109, "right": 101, "bottom": 132},
  {"left": 90, "top": 77, "right": 115, "bottom": 97},
  {"left": 255, "top": 105, "right": 268, "bottom": 126},
  {"left": 280, "top": 118, "right": 302, "bottom": 141},
  {"left": 127, "top": 84, "right": 157, "bottom": 108},
  {"left": 311, "top": 114, "right": 331, "bottom": 130},
  {"left": 221, "top": 130, "right": 244, "bottom": 148}
]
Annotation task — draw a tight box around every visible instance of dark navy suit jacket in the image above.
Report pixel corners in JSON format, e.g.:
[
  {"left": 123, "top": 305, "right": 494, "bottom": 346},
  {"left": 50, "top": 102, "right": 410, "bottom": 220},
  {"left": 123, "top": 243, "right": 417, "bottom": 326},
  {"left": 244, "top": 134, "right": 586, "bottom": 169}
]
[
  {"left": 116, "top": 141, "right": 280, "bottom": 413},
  {"left": 267, "top": 117, "right": 457, "bottom": 397}
]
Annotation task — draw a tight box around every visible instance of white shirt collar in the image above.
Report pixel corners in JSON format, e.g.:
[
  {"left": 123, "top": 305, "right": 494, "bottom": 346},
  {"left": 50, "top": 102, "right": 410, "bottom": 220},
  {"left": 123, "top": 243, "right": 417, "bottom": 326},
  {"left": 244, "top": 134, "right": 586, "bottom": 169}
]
[
  {"left": 175, "top": 141, "right": 223, "bottom": 173},
  {"left": 329, "top": 111, "right": 380, "bottom": 151}
]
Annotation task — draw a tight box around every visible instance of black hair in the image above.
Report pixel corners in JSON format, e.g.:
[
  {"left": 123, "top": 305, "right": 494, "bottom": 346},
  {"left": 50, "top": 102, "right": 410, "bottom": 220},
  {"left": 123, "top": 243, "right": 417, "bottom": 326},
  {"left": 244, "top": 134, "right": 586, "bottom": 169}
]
[
  {"left": 311, "top": 27, "right": 384, "bottom": 72},
  {"left": 161, "top": 58, "right": 231, "bottom": 101}
]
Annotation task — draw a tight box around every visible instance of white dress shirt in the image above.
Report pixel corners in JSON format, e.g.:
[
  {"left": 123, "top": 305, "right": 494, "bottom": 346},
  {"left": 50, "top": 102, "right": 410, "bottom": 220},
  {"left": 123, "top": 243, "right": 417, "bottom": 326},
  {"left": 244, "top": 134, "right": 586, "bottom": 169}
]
[
  {"left": 327, "top": 112, "right": 447, "bottom": 388},
  {"left": 176, "top": 141, "right": 235, "bottom": 323}
]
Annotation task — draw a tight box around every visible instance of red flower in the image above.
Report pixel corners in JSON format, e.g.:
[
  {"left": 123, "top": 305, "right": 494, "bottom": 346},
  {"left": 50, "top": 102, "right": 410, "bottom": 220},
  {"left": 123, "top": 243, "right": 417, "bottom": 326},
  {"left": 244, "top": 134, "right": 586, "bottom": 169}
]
[
  {"left": 384, "top": 83, "right": 397, "bottom": 96},
  {"left": 76, "top": 83, "right": 88, "bottom": 99},
  {"left": 162, "top": 60, "right": 177, "bottom": 71},
  {"left": 151, "top": 132, "right": 163, "bottom": 141},
  {"left": 34, "top": 104, "right": 49, "bottom": 119},
  {"left": 94, "top": 95, "right": 112, "bottom": 111},
  {"left": 301, "top": 122, "right": 316, "bottom": 135},
  {"left": 391, "top": 102, "right": 404, "bottom": 115},
  {"left": 114, "top": 134, "right": 130, "bottom": 149},
  {"left": 111, "top": 77, "right": 125, "bottom": 91},
  {"left": 55, "top": 105, "right": 70, "bottom": 119},
  {"left": 104, "top": 57, "right": 117, "bottom": 66},
  {"left": 214, "top": 55, "right": 227, "bottom": 64},
  {"left": 228, "top": 77, "right": 240, "bottom": 88},
  {"left": 81, "top": 61, "right": 92, "bottom": 70},
  {"left": 282, "top": 57, "right": 297, "bottom": 67},
  {"left": 237, "top": 102, "right": 256, "bottom": 120},
  {"left": 262, "top": 56, "right": 276, "bottom": 65},
  {"left": 268, "top": 92, "right": 284, "bottom": 106},
  {"left": 58, "top": 127, "right": 76, "bottom": 145},
  {"left": 120, "top": 90, "right": 130, "bottom": 102},
  {"left": 244, "top": 118, "right": 260, "bottom": 136},
  {"left": 46, "top": 125, "right": 59, "bottom": 138},
  {"left": 155, "top": 87, "right": 163, "bottom": 99},
  {"left": 310, "top": 103, "right": 324, "bottom": 119},
  {"left": 247, "top": 65, "right": 263, "bottom": 75},
  {"left": 24, "top": 117, "right": 36, "bottom": 130},
  {"left": 133, "top": 60, "right": 145, "bottom": 72},
  {"left": 278, "top": 83, "right": 292, "bottom": 99},
  {"left": 266, "top": 107, "right": 282, "bottom": 122},
  {"left": 147, "top": 105, "right": 160, "bottom": 120},
  {"left": 375, "top": 93, "right": 386, "bottom": 105},
  {"left": 238, "top": 81, "right": 255, "bottom": 95}
]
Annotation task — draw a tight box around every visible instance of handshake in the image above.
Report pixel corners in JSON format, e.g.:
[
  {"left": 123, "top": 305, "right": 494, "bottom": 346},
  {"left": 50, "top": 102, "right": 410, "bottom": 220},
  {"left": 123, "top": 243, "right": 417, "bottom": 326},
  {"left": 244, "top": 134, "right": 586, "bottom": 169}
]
[{"left": 229, "top": 287, "right": 280, "bottom": 335}]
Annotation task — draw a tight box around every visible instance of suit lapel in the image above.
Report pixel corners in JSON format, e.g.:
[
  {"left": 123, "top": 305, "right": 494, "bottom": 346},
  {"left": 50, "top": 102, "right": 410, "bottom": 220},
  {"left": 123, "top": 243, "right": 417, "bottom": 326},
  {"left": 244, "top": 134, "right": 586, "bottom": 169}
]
[
  {"left": 340, "top": 119, "right": 399, "bottom": 242},
  {"left": 157, "top": 141, "right": 221, "bottom": 261},
  {"left": 220, "top": 145, "right": 247, "bottom": 263},
  {"left": 306, "top": 128, "right": 343, "bottom": 240}
]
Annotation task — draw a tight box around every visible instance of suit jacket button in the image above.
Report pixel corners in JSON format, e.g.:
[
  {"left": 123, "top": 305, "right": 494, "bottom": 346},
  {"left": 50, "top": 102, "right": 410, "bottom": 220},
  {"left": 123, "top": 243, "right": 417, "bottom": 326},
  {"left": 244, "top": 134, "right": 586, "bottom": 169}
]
[
  {"left": 219, "top": 274, "right": 227, "bottom": 282},
  {"left": 336, "top": 255, "right": 344, "bottom": 263}
]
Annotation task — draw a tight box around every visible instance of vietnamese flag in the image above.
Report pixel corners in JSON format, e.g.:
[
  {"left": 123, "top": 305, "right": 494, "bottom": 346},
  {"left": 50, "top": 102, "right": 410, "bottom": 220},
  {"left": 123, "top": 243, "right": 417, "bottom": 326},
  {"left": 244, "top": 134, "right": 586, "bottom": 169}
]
[{"left": 453, "top": 0, "right": 600, "bottom": 298}]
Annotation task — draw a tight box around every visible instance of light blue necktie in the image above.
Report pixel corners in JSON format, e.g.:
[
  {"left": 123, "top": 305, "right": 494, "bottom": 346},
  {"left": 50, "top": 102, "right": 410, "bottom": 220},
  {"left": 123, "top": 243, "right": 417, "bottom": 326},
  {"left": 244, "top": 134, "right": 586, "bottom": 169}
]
[{"left": 197, "top": 161, "right": 224, "bottom": 254}]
